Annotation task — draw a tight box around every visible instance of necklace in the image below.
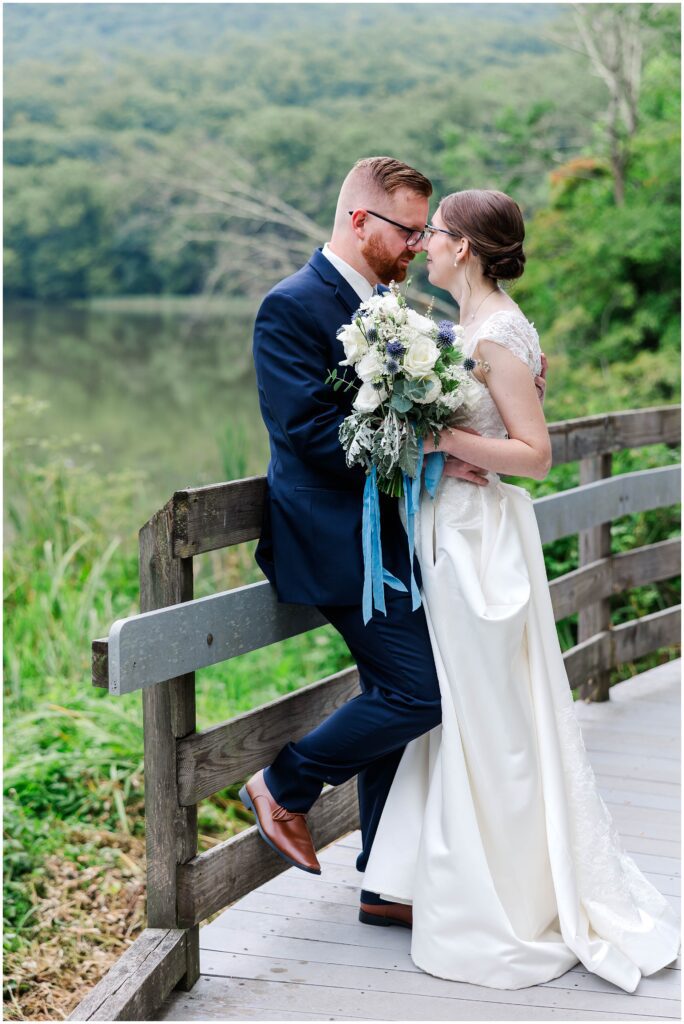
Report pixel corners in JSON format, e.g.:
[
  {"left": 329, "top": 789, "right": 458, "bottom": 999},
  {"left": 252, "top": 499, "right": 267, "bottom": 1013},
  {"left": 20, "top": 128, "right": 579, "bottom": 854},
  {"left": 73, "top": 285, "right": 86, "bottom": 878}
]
[{"left": 462, "top": 286, "right": 499, "bottom": 324}]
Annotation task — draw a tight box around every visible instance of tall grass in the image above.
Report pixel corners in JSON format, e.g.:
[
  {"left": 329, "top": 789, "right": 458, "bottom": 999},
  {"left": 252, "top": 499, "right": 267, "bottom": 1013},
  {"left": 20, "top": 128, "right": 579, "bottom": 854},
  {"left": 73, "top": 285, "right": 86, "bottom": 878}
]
[{"left": 3, "top": 394, "right": 352, "bottom": 1012}]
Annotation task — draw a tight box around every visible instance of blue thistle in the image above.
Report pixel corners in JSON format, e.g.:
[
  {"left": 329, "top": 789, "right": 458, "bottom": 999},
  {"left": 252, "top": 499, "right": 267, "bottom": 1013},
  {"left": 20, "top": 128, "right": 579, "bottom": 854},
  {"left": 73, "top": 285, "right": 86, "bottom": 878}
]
[
  {"left": 366, "top": 326, "right": 379, "bottom": 344},
  {"left": 463, "top": 357, "right": 476, "bottom": 372},
  {"left": 437, "top": 320, "right": 456, "bottom": 348},
  {"left": 386, "top": 339, "right": 404, "bottom": 357},
  {"left": 371, "top": 379, "right": 385, "bottom": 391},
  {"left": 385, "top": 358, "right": 399, "bottom": 375}
]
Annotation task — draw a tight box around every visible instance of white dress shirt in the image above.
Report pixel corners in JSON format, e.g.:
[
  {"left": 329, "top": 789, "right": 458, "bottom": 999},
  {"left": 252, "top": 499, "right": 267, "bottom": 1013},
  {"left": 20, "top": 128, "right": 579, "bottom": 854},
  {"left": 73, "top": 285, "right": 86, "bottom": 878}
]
[{"left": 322, "top": 243, "right": 374, "bottom": 302}]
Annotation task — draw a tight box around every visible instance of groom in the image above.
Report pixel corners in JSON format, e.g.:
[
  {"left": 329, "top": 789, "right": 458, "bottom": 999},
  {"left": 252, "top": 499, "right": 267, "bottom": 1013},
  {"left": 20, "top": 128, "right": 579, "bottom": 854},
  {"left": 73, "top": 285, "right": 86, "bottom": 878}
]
[{"left": 246, "top": 157, "right": 490, "bottom": 928}]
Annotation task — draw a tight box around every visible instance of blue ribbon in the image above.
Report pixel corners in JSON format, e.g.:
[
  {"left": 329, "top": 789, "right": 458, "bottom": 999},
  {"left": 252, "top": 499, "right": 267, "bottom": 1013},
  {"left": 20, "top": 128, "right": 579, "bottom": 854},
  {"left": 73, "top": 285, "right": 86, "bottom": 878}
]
[
  {"left": 401, "top": 437, "right": 424, "bottom": 613},
  {"left": 361, "top": 436, "right": 447, "bottom": 625},
  {"left": 424, "top": 451, "right": 446, "bottom": 498},
  {"left": 362, "top": 466, "right": 408, "bottom": 625}
]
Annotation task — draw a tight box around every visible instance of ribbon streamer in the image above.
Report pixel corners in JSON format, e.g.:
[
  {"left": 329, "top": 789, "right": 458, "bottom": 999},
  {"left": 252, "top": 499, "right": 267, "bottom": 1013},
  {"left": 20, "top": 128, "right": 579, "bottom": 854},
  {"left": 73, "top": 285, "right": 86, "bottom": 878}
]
[
  {"left": 362, "top": 430, "right": 443, "bottom": 623},
  {"left": 424, "top": 451, "right": 446, "bottom": 497},
  {"left": 362, "top": 466, "right": 408, "bottom": 625},
  {"left": 401, "top": 436, "right": 424, "bottom": 613}
]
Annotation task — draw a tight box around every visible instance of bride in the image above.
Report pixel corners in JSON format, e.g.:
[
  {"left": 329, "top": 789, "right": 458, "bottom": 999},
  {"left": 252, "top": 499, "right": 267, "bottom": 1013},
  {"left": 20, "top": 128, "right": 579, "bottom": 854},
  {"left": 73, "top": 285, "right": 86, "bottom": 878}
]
[{"left": 361, "top": 189, "right": 680, "bottom": 992}]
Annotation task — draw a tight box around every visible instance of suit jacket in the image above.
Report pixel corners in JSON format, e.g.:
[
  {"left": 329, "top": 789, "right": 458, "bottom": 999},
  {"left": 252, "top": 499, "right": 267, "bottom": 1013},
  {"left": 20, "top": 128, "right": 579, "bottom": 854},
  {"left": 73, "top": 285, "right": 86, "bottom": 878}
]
[{"left": 253, "top": 247, "right": 414, "bottom": 605}]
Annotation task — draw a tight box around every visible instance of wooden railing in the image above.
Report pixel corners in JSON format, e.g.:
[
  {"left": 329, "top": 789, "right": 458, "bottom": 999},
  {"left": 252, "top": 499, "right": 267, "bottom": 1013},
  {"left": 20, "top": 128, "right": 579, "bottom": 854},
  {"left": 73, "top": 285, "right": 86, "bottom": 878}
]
[{"left": 71, "top": 405, "right": 680, "bottom": 1021}]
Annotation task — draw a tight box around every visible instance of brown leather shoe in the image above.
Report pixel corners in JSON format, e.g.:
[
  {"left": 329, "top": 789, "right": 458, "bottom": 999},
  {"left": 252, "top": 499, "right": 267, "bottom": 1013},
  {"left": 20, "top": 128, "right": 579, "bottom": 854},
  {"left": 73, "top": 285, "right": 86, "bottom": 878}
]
[
  {"left": 359, "top": 901, "right": 413, "bottom": 929},
  {"left": 239, "top": 769, "right": 321, "bottom": 875}
]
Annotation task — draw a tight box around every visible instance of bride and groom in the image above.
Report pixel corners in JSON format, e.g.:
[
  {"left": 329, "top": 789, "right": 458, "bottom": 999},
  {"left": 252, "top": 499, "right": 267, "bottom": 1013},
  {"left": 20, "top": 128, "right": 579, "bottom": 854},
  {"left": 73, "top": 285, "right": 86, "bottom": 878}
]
[{"left": 244, "top": 156, "right": 679, "bottom": 992}]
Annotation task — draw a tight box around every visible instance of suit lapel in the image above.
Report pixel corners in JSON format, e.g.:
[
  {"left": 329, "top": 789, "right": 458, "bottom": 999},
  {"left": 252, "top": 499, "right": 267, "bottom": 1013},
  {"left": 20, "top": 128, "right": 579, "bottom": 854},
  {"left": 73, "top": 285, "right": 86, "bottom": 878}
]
[{"left": 309, "top": 247, "right": 363, "bottom": 317}]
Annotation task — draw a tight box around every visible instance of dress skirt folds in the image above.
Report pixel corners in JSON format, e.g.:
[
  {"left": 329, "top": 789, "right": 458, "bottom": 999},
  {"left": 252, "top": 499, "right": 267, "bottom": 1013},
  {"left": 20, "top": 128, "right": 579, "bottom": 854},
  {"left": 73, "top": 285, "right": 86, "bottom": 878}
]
[{"left": 362, "top": 475, "right": 680, "bottom": 992}]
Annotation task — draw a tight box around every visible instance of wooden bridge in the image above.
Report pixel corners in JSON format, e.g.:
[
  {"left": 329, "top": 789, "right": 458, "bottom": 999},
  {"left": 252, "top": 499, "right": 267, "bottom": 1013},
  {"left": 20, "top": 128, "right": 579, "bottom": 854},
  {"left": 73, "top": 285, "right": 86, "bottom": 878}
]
[{"left": 71, "top": 406, "right": 681, "bottom": 1021}]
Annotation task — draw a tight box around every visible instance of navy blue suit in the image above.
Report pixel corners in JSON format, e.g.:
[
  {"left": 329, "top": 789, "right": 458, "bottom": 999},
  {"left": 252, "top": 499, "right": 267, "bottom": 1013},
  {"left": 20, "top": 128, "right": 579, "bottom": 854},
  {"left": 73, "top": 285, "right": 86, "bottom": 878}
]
[{"left": 253, "top": 248, "right": 441, "bottom": 875}]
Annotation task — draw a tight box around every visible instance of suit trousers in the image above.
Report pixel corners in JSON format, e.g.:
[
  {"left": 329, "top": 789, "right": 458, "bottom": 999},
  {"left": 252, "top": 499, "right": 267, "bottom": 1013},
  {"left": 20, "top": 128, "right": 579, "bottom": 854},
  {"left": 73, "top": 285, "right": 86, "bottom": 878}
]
[{"left": 264, "top": 586, "right": 442, "bottom": 875}]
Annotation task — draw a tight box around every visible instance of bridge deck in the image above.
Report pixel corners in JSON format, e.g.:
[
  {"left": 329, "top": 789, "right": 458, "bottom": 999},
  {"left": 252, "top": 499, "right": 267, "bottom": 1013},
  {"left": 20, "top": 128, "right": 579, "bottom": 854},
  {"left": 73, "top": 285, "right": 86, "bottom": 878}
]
[{"left": 159, "top": 660, "right": 681, "bottom": 1021}]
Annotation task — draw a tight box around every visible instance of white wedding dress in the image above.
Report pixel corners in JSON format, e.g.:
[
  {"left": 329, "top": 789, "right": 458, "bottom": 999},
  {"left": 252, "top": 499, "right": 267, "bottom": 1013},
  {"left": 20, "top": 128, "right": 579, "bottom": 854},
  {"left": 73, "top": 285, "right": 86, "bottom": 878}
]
[{"left": 363, "top": 310, "right": 680, "bottom": 992}]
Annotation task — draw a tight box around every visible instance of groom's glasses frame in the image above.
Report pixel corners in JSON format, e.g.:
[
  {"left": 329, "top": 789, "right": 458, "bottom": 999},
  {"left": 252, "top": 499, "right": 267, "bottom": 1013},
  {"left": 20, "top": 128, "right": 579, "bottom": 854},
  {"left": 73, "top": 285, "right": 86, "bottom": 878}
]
[{"left": 348, "top": 209, "right": 426, "bottom": 248}]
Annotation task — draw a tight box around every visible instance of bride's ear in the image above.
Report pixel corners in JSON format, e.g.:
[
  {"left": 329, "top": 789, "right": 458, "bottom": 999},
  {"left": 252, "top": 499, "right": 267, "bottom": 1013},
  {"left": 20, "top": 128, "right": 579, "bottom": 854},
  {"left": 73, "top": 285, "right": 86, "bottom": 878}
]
[{"left": 453, "top": 237, "right": 469, "bottom": 266}]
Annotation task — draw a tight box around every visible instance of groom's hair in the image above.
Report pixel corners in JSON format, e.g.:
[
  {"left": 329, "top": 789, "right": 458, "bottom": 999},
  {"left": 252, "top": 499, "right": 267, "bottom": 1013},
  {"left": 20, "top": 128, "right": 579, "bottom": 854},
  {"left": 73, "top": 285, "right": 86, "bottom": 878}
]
[
  {"left": 335, "top": 157, "right": 432, "bottom": 227},
  {"left": 351, "top": 157, "right": 433, "bottom": 199}
]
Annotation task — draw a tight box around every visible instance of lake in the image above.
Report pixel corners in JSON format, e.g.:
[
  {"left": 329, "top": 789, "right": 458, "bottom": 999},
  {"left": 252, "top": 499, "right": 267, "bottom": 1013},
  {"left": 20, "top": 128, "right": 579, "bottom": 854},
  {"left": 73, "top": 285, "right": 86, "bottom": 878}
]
[{"left": 5, "top": 298, "right": 271, "bottom": 522}]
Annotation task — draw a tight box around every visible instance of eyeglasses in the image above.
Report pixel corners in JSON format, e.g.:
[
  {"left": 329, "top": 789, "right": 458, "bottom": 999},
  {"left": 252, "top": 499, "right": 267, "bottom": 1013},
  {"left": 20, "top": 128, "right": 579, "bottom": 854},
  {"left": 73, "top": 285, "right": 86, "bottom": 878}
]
[
  {"left": 423, "top": 223, "right": 464, "bottom": 242},
  {"left": 348, "top": 209, "right": 426, "bottom": 247}
]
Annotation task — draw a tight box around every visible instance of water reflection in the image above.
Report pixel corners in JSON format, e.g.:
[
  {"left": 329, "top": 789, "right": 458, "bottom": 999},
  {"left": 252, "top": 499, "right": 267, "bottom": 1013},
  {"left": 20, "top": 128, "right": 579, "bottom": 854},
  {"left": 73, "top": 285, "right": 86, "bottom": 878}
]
[{"left": 5, "top": 300, "right": 270, "bottom": 505}]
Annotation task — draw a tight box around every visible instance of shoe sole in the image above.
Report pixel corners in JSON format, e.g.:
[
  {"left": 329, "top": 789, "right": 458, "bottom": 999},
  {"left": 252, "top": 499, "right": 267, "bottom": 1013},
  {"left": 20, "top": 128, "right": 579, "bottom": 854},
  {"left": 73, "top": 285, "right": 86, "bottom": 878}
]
[
  {"left": 359, "top": 909, "right": 412, "bottom": 929},
  {"left": 239, "top": 785, "right": 321, "bottom": 875}
]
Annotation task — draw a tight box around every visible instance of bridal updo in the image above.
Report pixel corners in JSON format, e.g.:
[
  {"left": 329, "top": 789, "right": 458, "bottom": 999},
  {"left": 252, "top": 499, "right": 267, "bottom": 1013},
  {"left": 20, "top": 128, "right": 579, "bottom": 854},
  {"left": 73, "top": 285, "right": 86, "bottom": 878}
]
[{"left": 439, "top": 189, "right": 526, "bottom": 282}]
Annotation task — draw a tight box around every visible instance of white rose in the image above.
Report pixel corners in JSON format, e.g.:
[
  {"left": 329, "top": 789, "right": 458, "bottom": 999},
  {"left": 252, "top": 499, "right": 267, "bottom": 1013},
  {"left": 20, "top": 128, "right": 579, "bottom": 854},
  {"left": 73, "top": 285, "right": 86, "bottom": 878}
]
[
  {"left": 338, "top": 323, "right": 368, "bottom": 366},
  {"left": 413, "top": 374, "right": 442, "bottom": 405},
  {"left": 406, "top": 307, "right": 435, "bottom": 335},
  {"left": 354, "top": 382, "right": 387, "bottom": 414},
  {"left": 403, "top": 336, "right": 440, "bottom": 378},
  {"left": 356, "top": 348, "right": 386, "bottom": 382}
]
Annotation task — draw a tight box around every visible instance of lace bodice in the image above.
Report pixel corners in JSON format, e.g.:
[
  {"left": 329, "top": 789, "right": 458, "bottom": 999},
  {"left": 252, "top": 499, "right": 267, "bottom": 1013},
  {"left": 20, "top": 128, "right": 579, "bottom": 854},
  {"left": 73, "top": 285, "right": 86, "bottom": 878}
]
[{"left": 459, "top": 309, "right": 542, "bottom": 439}]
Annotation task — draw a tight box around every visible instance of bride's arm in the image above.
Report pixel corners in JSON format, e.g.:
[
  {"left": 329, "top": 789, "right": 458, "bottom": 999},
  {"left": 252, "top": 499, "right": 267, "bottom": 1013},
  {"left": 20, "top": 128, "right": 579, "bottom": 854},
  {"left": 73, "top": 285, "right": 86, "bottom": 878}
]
[{"left": 425, "top": 339, "right": 552, "bottom": 481}]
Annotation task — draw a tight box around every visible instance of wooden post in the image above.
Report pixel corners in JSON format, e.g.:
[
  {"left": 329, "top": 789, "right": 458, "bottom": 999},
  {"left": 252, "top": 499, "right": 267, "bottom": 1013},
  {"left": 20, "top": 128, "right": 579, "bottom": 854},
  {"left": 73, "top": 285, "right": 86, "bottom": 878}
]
[
  {"left": 577, "top": 454, "right": 613, "bottom": 702},
  {"left": 139, "top": 501, "right": 200, "bottom": 990}
]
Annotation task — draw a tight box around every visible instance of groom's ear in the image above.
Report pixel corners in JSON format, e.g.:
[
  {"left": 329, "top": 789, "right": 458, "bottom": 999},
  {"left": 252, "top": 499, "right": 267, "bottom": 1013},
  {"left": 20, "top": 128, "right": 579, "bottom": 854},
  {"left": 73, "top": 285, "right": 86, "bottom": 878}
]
[{"left": 349, "top": 209, "right": 368, "bottom": 234}]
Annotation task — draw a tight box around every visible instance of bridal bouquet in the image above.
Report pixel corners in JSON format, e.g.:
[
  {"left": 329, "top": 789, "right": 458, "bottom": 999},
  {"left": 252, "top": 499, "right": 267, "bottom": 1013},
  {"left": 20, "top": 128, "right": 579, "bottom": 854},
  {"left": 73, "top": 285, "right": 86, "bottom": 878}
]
[
  {"left": 327, "top": 283, "right": 471, "bottom": 498},
  {"left": 327, "top": 283, "right": 473, "bottom": 622}
]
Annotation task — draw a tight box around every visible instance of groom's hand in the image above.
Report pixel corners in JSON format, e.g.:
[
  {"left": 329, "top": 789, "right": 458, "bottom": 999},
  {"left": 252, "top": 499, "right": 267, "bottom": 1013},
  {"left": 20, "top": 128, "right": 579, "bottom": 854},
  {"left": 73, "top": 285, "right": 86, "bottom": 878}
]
[
  {"left": 535, "top": 352, "right": 548, "bottom": 405},
  {"left": 443, "top": 457, "right": 489, "bottom": 486}
]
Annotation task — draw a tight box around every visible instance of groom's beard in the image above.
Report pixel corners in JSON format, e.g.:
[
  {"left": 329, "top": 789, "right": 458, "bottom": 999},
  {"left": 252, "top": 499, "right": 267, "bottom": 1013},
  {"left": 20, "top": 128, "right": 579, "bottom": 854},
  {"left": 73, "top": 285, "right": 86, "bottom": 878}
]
[{"left": 361, "top": 233, "right": 415, "bottom": 284}]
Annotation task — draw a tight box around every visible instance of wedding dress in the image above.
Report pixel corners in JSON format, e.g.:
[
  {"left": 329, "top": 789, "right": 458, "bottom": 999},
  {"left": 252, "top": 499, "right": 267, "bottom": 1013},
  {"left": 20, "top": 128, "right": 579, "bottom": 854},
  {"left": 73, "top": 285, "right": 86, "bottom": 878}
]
[{"left": 362, "top": 309, "right": 680, "bottom": 992}]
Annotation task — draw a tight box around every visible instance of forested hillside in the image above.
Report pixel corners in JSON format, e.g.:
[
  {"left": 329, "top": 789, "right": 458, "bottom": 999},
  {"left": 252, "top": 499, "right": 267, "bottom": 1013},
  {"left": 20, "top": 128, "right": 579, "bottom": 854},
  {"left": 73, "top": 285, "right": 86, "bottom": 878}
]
[
  {"left": 4, "top": 4, "right": 606, "bottom": 300},
  {"left": 5, "top": 4, "right": 680, "bottom": 394}
]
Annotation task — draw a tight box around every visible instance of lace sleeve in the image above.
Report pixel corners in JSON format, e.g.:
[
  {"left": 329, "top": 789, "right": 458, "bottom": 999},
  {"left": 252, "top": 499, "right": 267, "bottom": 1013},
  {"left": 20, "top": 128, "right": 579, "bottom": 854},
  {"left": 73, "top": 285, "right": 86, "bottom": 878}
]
[{"left": 474, "top": 311, "right": 542, "bottom": 376}]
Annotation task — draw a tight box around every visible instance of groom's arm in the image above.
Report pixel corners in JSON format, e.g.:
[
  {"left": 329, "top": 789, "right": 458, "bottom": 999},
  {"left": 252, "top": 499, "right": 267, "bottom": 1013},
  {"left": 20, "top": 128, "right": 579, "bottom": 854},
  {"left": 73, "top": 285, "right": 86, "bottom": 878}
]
[{"left": 254, "top": 289, "right": 363, "bottom": 482}]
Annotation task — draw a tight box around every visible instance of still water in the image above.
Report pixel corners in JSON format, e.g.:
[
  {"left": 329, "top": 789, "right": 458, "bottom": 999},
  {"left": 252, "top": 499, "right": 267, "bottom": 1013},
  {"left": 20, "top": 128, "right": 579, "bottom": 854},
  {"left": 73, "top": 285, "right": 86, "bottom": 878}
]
[{"left": 6, "top": 299, "right": 271, "bottom": 514}]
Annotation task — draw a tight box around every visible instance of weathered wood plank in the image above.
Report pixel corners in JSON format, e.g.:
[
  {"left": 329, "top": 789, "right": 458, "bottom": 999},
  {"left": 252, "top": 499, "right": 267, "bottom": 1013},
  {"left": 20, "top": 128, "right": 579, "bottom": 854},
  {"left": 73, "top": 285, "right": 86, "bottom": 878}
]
[
  {"left": 613, "top": 606, "right": 682, "bottom": 665},
  {"left": 69, "top": 928, "right": 186, "bottom": 1020},
  {"left": 107, "top": 581, "right": 326, "bottom": 695},
  {"left": 534, "top": 465, "right": 681, "bottom": 544},
  {"left": 160, "top": 967, "right": 679, "bottom": 1022},
  {"left": 548, "top": 405, "right": 680, "bottom": 465},
  {"left": 162, "top": 409, "right": 680, "bottom": 559},
  {"left": 548, "top": 539, "right": 680, "bottom": 622},
  {"left": 176, "top": 779, "right": 359, "bottom": 927},
  {"left": 563, "top": 607, "right": 681, "bottom": 687},
  {"left": 198, "top": 948, "right": 681, "bottom": 1016},
  {"left": 173, "top": 476, "right": 267, "bottom": 556},
  {"left": 177, "top": 666, "right": 359, "bottom": 805},
  {"left": 577, "top": 454, "right": 612, "bottom": 701},
  {"left": 99, "top": 566, "right": 680, "bottom": 698},
  {"left": 92, "top": 637, "right": 108, "bottom": 689},
  {"left": 139, "top": 502, "right": 199, "bottom": 988}
]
